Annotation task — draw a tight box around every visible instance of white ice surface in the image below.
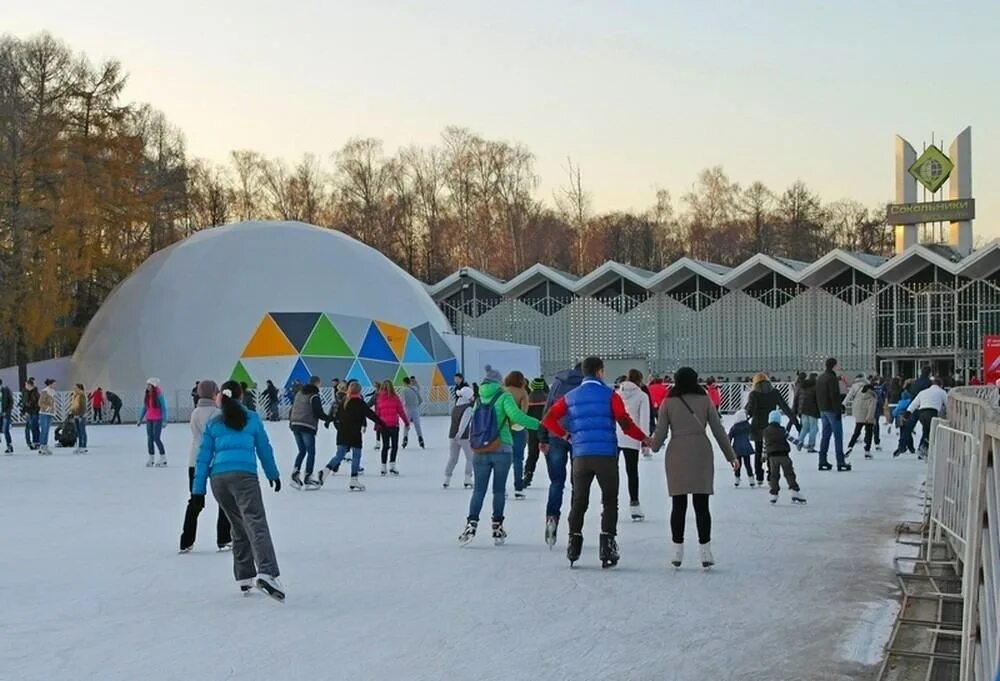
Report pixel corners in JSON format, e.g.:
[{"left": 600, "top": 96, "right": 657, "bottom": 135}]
[{"left": 0, "top": 416, "right": 925, "bottom": 681}]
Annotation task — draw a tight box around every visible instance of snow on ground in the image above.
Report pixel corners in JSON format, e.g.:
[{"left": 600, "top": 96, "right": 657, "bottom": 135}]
[{"left": 1, "top": 415, "right": 925, "bottom": 681}]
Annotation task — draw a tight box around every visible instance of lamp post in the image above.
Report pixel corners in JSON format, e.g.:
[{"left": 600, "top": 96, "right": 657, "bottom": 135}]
[{"left": 459, "top": 267, "right": 469, "bottom": 376}]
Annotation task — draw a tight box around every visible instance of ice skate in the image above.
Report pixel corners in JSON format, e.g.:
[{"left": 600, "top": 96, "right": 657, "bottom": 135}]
[
  {"left": 769, "top": 493, "right": 778, "bottom": 504},
  {"left": 155, "top": 455, "right": 167, "bottom": 467},
  {"left": 599, "top": 533, "right": 620, "bottom": 569},
  {"left": 146, "top": 455, "right": 155, "bottom": 467},
  {"left": 567, "top": 533, "right": 583, "bottom": 566},
  {"left": 459, "top": 520, "right": 478, "bottom": 546},
  {"left": 837, "top": 463, "right": 852, "bottom": 472},
  {"left": 442, "top": 476, "right": 451, "bottom": 489},
  {"left": 380, "top": 464, "right": 388, "bottom": 477},
  {"left": 255, "top": 574, "right": 285, "bottom": 602},
  {"left": 892, "top": 448, "right": 903, "bottom": 458},
  {"left": 630, "top": 501, "right": 645, "bottom": 521},
  {"left": 303, "top": 474, "right": 321, "bottom": 490},
  {"left": 238, "top": 578, "right": 254, "bottom": 596},
  {"left": 389, "top": 464, "right": 399, "bottom": 476},
  {"left": 545, "top": 515, "right": 558, "bottom": 549},
  {"left": 319, "top": 466, "right": 336, "bottom": 486},
  {"left": 178, "top": 546, "right": 193, "bottom": 554},
  {"left": 523, "top": 471, "right": 533, "bottom": 488},
  {"left": 463, "top": 474, "right": 473, "bottom": 489},
  {"left": 217, "top": 543, "right": 232, "bottom": 552},
  {"left": 349, "top": 476, "right": 366, "bottom": 491},
  {"left": 491, "top": 520, "right": 507, "bottom": 546},
  {"left": 78, "top": 448, "right": 88, "bottom": 454},
  {"left": 864, "top": 451, "right": 873, "bottom": 460},
  {"left": 699, "top": 543, "right": 714, "bottom": 568},
  {"left": 671, "top": 543, "right": 684, "bottom": 568},
  {"left": 3, "top": 445, "right": 12, "bottom": 455},
  {"left": 791, "top": 490, "right": 807, "bottom": 504},
  {"left": 875, "top": 444, "right": 882, "bottom": 452},
  {"left": 418, "top": 436, "right": 425, "bottom": 449},
  {"left": 818, "top": 462, "right": 833, "bottom": 471},
  {"left": 290, "top": 470, "right": 303, "bottom": 490},
  {"left": 402, "top": 436, "right": 409, "bottom": 449},
  {"left": 734, "top": 478, "right": 740, "bottom": 488},
  {"left": 514, "top": 491, "right": 526, "bottom": 500}
]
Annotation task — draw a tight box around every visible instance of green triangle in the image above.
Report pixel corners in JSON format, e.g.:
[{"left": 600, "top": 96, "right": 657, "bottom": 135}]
[
  {"left": 393, "top": 365, "right": 409, "bottom": 386},
  {"left": 231, "top": 361, "right": 254, "bottom": 385},
  {"left": 302, "top": 315, "right": 354, "bottom": 357}
]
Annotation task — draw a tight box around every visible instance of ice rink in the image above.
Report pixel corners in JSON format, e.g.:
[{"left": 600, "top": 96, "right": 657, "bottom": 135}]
[{"left": 1, "top": 415, "right": 925, "bottom": 681}]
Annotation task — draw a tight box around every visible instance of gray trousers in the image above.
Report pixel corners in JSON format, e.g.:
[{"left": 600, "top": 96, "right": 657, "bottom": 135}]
[
  {"left": 446, "top": 439, "right": 474, "bottom": 478},
  {"left": 211, "top": 473, "right": 280, "bottom": 581},
  {"left": 404, "top": 410, "right": 424, "bottom": 439}
]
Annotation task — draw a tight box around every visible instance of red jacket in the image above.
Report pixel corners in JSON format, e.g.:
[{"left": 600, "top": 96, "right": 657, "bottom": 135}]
[
  {"left": 375, "top": 392, "right": 409, "bottom": 428},
  {"left": 706, "top": 384, "right": 722, "bottom": 408},
  {"left": 648, "top": 383, "right": 667, "bottom": 409},
  {"left": 90, "top": 390, "right": 105, "bottom": 408}
]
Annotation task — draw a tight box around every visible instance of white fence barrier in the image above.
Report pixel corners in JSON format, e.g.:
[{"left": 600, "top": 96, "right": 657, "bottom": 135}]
[{"left": 929, "top": 387, "right": 1000, "bottom": 681}]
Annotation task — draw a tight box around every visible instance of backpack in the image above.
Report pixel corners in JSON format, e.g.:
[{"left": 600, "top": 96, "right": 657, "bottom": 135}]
[
  {"left": 55, "top": 418, "right": 78, "bottom": 447},
  {"left": 469, "top": 391, "right": 504, "bottom": 454}
]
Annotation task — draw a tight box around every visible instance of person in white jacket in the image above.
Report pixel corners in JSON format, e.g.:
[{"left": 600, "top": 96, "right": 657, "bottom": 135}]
[
  {"left": 444, "top": 384, "right": 475, "bottom": 489},
  {"left": 617, "top": 370, "right": 651, "bottom": 521},
  {"left": 178, "top": 380, "right": 232, "bottom": 553}
]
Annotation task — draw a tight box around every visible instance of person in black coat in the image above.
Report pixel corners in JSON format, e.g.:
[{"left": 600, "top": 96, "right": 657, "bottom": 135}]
[
  {"left": 744, "top": 373, "right": 796, "bottom": 484},
  {"left": 320, "top": 383, "right": 384, "bottom": 490},
  {"left": 910, "top": 366, "right": 933, "bottom": 397},
  {"left": 815, "top": 357, "right": 849, "bottom": 471}
]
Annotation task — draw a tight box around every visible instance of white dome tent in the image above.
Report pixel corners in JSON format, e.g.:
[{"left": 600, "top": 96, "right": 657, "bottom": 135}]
[{"left": 71, "top": 221, "right": 466, "bottom": 396}]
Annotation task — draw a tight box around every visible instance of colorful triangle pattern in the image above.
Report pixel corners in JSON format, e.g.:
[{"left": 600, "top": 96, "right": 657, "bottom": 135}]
[
  {"left": 302, "top": 315, "right": 353, "bottom": 357},
  {"left": 243, "top": 315, "right": 297, "bottom": 357},
  {"left": 358, "top": 322, "right": 397, "bottom": 362}
]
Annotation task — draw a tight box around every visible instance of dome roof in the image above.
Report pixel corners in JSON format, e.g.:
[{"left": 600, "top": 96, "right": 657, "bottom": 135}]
[{"left": 71, "top": 221, "right": 453, "bottom": 392}]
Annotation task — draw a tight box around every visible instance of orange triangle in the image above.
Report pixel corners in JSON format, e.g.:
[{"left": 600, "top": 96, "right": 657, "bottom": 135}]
[
  {"left": 242, "top": 315, "right": 297, "bottom": 357},
  {"left": 375, "top": 320, "right": 408, "bottom": 361},
  {"left": 432, "top": 365, "right": 447, "bottom": 386}
]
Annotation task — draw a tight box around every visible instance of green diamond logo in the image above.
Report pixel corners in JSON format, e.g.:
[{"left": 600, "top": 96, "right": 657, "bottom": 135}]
[{"left": 908, "top": 145, "right": 954, "bottom": 193}]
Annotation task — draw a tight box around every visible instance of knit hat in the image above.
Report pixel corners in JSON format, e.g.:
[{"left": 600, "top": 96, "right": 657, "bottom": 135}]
[
  {"left": 483, "top": 364, "right": 502, "bottom": 383},
  {"left": 734, "top": 412, "right": 747, "bottom": 423},
  {"left": 530, "top": 378, "right": 546, "bottom": 391},
  {"left": 147, "top": 377, "right": 161, "bottom": 388},
  {"left": 197, "top": 380, "right": 218, "bottom": 399},
  {"left": 768, "top": 409, "right": 783, "bottom": 425}
]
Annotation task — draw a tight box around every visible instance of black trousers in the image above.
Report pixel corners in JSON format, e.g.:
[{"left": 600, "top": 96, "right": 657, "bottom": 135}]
[
  {"left": 93, "top": 407, "right": 103, "bottom": 423},
  {"left": 181, "top": 467, "right": 232, "bottom": 550},
  {"left": 753, "top": 434, "right": 766, "bottom": 482},
  {"left": 917, "top": 409, "right": 938, "bottom": 448},
  {"left": 380, "top": 427, "right": 400, "bottom": 464},
  {"left": 619, "top": 447, "right": 640, "bottom": 504},
  {"left": 567, "top": 456, "right": 619, "bottom": 536},
  {"left": 110, "top": 407, "right": 122, "bottom": 424},
  {"left": 848, "top": 423, "right": 876, "bottom": 451},
  {"left": 525, "top": 429, "right": 541, "bottom": 478},
  {"left": 671, "top": 494, "right": 711, "bottom": 545}
]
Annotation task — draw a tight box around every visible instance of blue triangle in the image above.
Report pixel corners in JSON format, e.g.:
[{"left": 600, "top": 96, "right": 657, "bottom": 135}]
[
  {"left": 402, "top": 334, "right": 434, "bottom": 364},
  {"left": 358, "top": 322, "right": 397, "bottom": 361},
  {"left": 437, "top": 358, "right": 459, "bottom": 384},
  {"left": 345, "top": 359, "right": 373, "bottom": 388},
  {"left": 285, "top": 357, "right": 312, "bottom": 389}
]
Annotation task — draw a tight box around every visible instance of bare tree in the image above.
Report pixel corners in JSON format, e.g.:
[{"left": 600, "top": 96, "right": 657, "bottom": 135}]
[{"left": 555, "top": 157, "right": 590, "bottom": 273}]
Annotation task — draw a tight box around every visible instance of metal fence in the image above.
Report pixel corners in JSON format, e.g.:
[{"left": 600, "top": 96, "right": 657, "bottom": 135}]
[{"left": 928, "top": 387, "right": 1000, "bottom": 681}]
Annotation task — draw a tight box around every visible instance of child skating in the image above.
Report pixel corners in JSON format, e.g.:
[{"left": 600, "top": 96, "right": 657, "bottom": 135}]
[
  {"left": 728, "top": 412, "right": 756, "bottom": 487},
  {"left": 763, "top": 410, "right": 806, "bottom": 505}
]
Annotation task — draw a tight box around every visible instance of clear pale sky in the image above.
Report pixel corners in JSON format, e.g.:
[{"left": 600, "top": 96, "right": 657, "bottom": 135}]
[{"left": 8, "top": 0, "right": 1000, "bottom": 239}]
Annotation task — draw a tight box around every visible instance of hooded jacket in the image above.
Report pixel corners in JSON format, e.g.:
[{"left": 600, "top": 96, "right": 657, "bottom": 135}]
[
  {"left": 851, "top": 386, "right": 878, "bottom": 424},
  {"left": 538, "top": 367, "right": 584, "bottom": 444},
  {"left": 449, "top": 385, "right": 475, "bottom": 440},
  {"left": 189, "top": 398, "right": 221, "bottom": 467},
  {"left": 21, "top": 386, "right": 40, "bottom": 416},
  {"left": 400, "top": 385, "right": 422, "bottom": 411},
  {"left": 289, "top": 385, "right": 326, "bottom": 433},
  {"left": 763, "top": 422, "right": 792, "bottom": 456},
  {"left": 476, "top": 381, "right": 540, "bottom": 447},
  {"left": 139, "top": 388, "right": 167, "bottom": 423},
  {"left": 335, "top": 395, "right": 384, "bottom": 447},
  {"left": 375, "top": 391, "right": 409, "bottom": 429},
  {"left": 797, "top": 377, "right": 820, "bottom": 418},
  {"left": 745, "top": 381, "right": 793, "bottom": 435},
  {"left": 192, "top": 408, "right": 279, "bottom": 495},
  {"left": 616, "top": 381, "right": 651, "bottom": 449},
  {"left": 727, "top": 417, "right": 754, "bottom": 456}
]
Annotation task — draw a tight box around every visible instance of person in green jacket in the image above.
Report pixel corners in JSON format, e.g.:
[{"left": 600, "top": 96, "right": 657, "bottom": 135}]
[{"left": 459, "top": 366, "right": 540, "bottom": 546}]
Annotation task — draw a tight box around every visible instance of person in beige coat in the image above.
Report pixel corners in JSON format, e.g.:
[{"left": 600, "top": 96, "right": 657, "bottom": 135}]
[
  {"left": 649, "top": 367, "right": 738, "bottom": 569},
  {"left": 846, "top": 382, "right": 879, "bottom": 458}
]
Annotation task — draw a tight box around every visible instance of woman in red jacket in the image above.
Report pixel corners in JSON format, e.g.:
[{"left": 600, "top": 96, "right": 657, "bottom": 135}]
[
  {"left": 374, "top": 381, "right": 410, "bottom": 476},
  {"left": 705, "top": 377, "right": 722, "bottom": 413}
]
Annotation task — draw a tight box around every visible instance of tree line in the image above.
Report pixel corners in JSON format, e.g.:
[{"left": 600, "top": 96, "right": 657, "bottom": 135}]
[{"left": 0, "top": 33, "right": 892, "bottom": 368}]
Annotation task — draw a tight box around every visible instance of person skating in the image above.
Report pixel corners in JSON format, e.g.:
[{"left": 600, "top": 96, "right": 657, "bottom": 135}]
[
  {"left": 21, "top": 379, "right": 40, "bottom": 451},
  {"left": 541, "top": 357, "right": 649, "bottom": 568},
  {"left": 796, "top": 373, "right": 820, "bottom": 453},
  {"left": 459, "top": 366, "right": 540, "bottom": 548},
  {"left": 68, "top": 383, "right": 89, "bottom": 454},
  {"left": 320, "top": 382, "right": 385, "bottom": 490},
  {"left": 650, "top": 367, "right": 739, "bottom": 570},
  {"left": 138, "top": 378, "right": 168, "bottom": 467},
  {"left": 504, "top": 371, "right": 530, "bottom": 500},
  {"left": 763, "top": 410, "right": 806, "bottom": 504},
  {"left": 445, "top": 382, "right": 475, "bottom": 489},
  {"left": 191, "top": 381, "right": 283, "bottom": 601},
  {"left": 744, "top": 373, "right": 796, "bottom": 484},
  {"left": 107, "top": 391, "right": 123, "bottom": 424},
  {"left": 890, "top": 385, "right": 915, "bottom": 455},
  {"left": 523, "top": 378, "right": 548, "bottom": 487},
  {"left": 191, "top": 382, "right": 199, "bottom": 407},
  {"left": 907, "top": 378, "right": 947, "bottom": 459},
  {"left": 180, "top": 381, "right": 232, "bottom": 553},
  {"left": 846, "top": 382, "right": 878, "bottom": 459},
  {"left": 288, "top": 377, "right": 327, "bottom": 490},
  {"left": 371, "top": 381, "right": 408, "bottom": 477},
  {"left": 0, "top": 379, "right": 13, "bottom": 454},
  {"left": 90, "top": 387, "right": 105, "bottom": 424},
  {"left": 705, "top": 377, "right": 722, "bottom": 414},
  {"left": 37, "top": 379, "right": 57, "bottom": 455},
  {"left": 617, "top": 369, "right": 651, "bottom": 520},
  {"left": 263, "top": 380, "right": 280, "bottom": 421},
  {"left": 400, "top": 377, "right": 424, "bottom": 449},
  {"left": 816, "top": 358, "right": 850, "bottom": 472},
  {"left": 910, "top": 366, "right": 933, "bottom": 397},
  {"left": 537, "top": 362, "right": 584, "bottom": 548},
  {"left": 728, "top": 412, "right": 756, "bottom": 487}
]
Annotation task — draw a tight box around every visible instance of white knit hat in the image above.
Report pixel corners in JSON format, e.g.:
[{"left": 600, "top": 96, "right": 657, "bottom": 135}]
[{"left": 147, "top": 377, "right": 161, "bottom": 388}]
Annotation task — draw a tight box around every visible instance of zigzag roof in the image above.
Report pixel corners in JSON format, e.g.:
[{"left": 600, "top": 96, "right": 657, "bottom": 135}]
[{"left": 425, "top": 241, "right": 1000, "bottom": 297}]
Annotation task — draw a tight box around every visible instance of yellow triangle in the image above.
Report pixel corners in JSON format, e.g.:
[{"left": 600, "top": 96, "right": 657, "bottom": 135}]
[
  {"left": 432, "top": 366, "right": 447, "bottom": 386},
  {"left": 375, "top": 320, "right": 408, "bottom": 360},
  {"left": 242, "top": 315, "right": 297, "bottom": 357}
]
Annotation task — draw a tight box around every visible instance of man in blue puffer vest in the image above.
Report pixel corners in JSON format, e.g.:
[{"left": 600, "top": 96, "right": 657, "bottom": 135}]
[{"left": 542, "top": 356, "right": 650, "bottom": 568}]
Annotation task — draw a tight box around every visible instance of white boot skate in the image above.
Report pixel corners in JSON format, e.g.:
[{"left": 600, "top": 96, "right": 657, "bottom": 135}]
[
  {"left": 464, "top": 474, "right": 473, "bottom": 489},
  {"left": 349, "top": 476, "right": 366, "bottom": 491},
  {"left": 630, "top": 502, "right": 645, "bottom": 521},
  {"left": 146, "top": 455, "right": 155, "bottom": 467},
  {"left": 791, "top": 490, "right": 807, "bottom": 504},
  {"left": 671, "top": 542, "right": 684, "bottom": 568},
  {"left": 442, "top": 475, "right": 451, "bottom": 489},
  {"left": 699, "top": 542, "right": 714, "bottom": 568},
  {"left": 769, "top": 493, "right": 778, "bottom": 504}
]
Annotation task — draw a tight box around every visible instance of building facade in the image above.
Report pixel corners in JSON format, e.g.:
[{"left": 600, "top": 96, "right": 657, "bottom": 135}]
[{"left": 427, "top": 242, "right": 1000, "bottom": 382}]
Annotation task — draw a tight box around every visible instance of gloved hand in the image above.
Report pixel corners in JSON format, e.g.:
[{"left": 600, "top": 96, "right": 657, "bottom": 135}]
[
  {"left": 189, "top": 494, "right": 205, "bottom": 511},
  {"left": 269, "top": 478, "right": 281, "bottom": 493}
]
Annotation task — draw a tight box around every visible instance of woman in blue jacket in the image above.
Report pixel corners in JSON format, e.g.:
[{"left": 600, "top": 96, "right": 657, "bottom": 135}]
[{"left": 192, "top": 381, "right": 284, "bottom": 601}]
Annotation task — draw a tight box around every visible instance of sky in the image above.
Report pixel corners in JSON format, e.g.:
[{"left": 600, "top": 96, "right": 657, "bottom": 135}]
[{"left": 8, "top": 0, "right": 1000, "bottom": 239}]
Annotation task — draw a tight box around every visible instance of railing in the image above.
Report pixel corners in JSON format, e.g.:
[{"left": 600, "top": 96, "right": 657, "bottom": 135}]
[{"left": 929, "top": 387, "right": 1000, "bottom": 681}]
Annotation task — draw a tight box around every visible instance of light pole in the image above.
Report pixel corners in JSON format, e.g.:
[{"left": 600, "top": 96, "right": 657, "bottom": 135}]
[{"left": 459, "top": 267, "right": 469, "bottom": 376}]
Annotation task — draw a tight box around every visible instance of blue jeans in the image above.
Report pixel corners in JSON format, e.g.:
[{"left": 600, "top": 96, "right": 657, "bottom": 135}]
[
  {"left": 293, "top": 430, "right": 317, "bottom": 475},
  {"left": 0, "top": 413, "right": 11, "bottom": 447},
  {"left": 38, "top": 414, "right": 53, "bottom": 446},
  {"left": 511, "top": 429, "right": 527, "bottom": 491},
  {"left": 800, "top": 415, "right": 819, "bottom": 449},
  {"left": 24, "top": 414, "right": 39, "bottom": 447},
  {"left": 467, "top": 449, "right": 513, "bottom": 522},
  {"left": 327, "top": 445, "right": 362, "bottom": 477},
  {"left": 545, "top": 438, "right": 571, "bottom": 518},
  {"left": 819, "top": 411, "right": 845, "bottom": 466},
  {"left": 74, "top": 417, "right": 88, "bottom": 448},
  {"left": 146, "top": 420, "right": 165, "bottom": 456}
]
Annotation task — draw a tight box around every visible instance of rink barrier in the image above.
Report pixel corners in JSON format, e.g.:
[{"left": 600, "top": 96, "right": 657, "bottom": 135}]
[{"left": 931, "top": 387, "right": 1000, "bottom": 681}]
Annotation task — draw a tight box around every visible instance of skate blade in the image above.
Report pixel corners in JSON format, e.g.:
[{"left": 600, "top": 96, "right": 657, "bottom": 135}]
[
  {"left": 631, "top": 516, "right": 644, "bottom": 522},
  {"left": 702, "top": 563, "right": 714, "bottom": 569},
  {"left": 458, "top": 537, "right": 474, "bottom": 547},
  {"left": 349, "top": 487, "right": 366, "bottom": 492},
  {"left": 601, "top": 560, "right": 619, "bottom": 569},
  {"left": 671, "top": 562, "right": 682, "bottom": 569},
  {"left": 178, "top": 548, "right": 193, "bottom": 554},
  {"left": 255, "top": 581, "right": 285, "bottom": 603}
]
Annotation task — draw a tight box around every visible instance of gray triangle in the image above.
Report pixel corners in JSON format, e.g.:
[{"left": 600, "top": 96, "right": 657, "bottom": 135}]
[
  {"left": 427, "top": 326, "right": 455, "bottom": 361},
  {"left": 359, "top": 359, "right": 399, "bottom": 385},
  {"left": 326, "top": 313, "right": 373, "bottom": 355},
  {"left": 411, "top": 323, "right": 436, "bottom": 361},
  {"left": 301, "top": 356, "right": 356, "bottom": 383}
]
